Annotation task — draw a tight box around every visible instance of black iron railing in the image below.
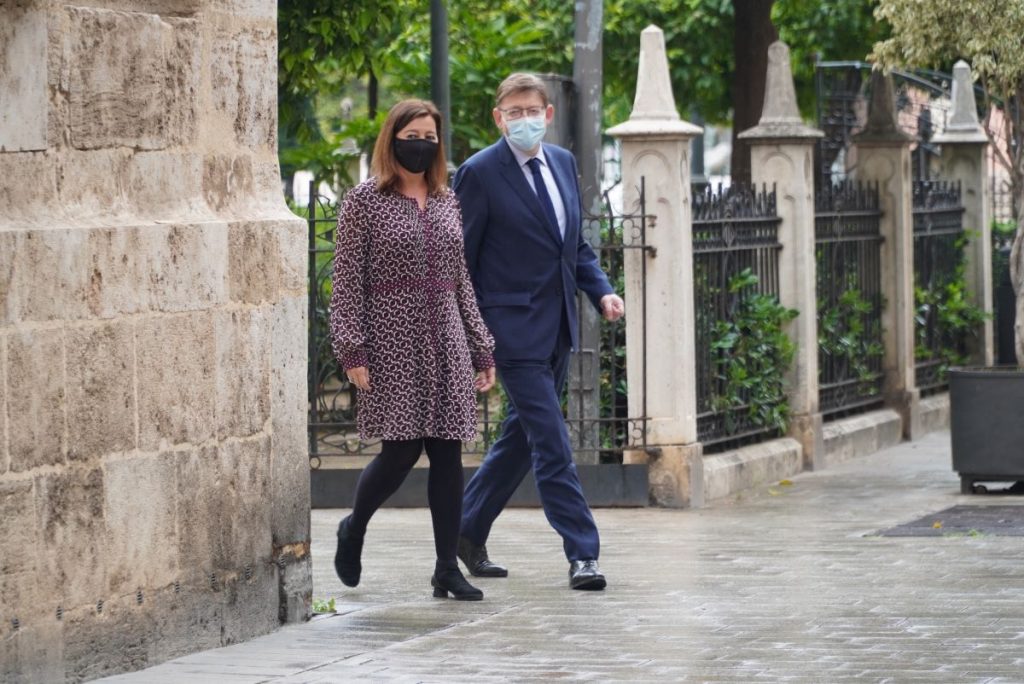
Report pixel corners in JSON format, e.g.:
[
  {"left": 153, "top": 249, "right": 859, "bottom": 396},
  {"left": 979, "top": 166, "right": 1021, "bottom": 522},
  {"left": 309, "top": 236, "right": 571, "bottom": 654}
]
[
  {"left": 815, "top": 181, "right": 886, "bottom": 417},
  {"left": 692, "top": 183, "right": 783, "bottom": 451},
  {"left": 306, "top": 179, "right": 649, "bottom": 467},
  {"left": 912, "top": 179, "right": 966, "bottom": 394}
]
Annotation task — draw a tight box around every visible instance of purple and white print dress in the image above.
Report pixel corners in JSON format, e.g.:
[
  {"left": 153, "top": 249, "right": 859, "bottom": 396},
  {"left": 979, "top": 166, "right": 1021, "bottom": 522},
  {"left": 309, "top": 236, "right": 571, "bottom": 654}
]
[{"left": 329, "top": 178, "right": 495, "bottom": 442}]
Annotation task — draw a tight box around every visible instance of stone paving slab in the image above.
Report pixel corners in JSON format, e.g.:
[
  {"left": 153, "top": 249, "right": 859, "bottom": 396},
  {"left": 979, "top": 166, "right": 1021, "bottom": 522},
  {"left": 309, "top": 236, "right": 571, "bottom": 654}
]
[{"left": 100, "top": 431, "right": 1024, "bottom": 683}]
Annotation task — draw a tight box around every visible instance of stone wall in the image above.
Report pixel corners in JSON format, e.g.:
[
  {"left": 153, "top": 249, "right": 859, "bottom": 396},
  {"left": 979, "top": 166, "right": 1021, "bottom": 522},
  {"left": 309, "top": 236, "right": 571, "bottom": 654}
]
[{"left": 0, "top": 1, "right": 311, "bottom": 681}]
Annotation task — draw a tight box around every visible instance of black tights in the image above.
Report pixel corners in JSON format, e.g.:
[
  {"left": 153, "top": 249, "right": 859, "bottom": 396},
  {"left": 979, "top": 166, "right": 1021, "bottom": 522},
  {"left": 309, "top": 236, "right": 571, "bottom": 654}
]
[{"left": 348, "top": 438, "right": 463, "bottom": 571}]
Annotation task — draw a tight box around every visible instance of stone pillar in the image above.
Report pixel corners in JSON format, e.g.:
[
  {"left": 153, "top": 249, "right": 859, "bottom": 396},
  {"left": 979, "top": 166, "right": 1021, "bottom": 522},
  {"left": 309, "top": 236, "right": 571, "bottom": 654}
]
[
  {"left": 608, "top": 25, "right": 704, "bottom": 507},
  {"left": 852, "top": 71, "right": 921, "bottom": 438},
  {"left": 933, "top": 61, "right": 994, "bottom": 366},
  {"left": 0, "top": 2, "right": 310, "bottom": 680},
  {"left": 738, "top": 42, "right": 825, "bottom": 469}
]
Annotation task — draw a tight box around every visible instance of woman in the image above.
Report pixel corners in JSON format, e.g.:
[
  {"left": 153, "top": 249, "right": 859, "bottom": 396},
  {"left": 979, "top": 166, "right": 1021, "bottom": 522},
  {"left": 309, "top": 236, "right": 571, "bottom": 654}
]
[{"left": 329, "top": 99, "right": 496, "bottom": 601}]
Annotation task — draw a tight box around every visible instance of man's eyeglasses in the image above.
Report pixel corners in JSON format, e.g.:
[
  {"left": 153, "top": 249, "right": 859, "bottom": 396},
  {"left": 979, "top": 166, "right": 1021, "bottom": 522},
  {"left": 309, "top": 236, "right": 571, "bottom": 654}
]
[{"left": 498, "top": 106, "right": 546, "bottom": 121}]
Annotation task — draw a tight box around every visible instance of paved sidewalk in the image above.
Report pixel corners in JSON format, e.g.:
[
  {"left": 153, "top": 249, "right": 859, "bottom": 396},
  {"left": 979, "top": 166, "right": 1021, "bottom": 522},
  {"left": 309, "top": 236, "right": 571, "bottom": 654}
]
[{"left": 102, "top": 431, "right": 1024, "bottom": 682}]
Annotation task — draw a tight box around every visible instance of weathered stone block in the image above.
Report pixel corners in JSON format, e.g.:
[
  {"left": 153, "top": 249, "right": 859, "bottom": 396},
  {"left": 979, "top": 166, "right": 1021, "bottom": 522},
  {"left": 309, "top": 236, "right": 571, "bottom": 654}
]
[
  {"left": 270, "top": 296, "right": 310, "bottom": 545},
  {"left": 208, "top": 0, "right": 277, "bottom": 19},
  {"left": 276, "top": 553, "right": 312, "bottom": 624},
  {"left": 220, "top": 562, "right": 279, "bottom": 644},
  {"left": 0, "top": 479, "right": 55, "bottom": 623},
  {"left": 125, "top": 152, "right": 204, "bottom": 221},
  {"left": 136, "top": 312, "right": 216, "bottom": 450},
  {"left": 8, "top": 329, "right": 65, "bottom": 471},
  {"left": 34, "top": 467, "right": 108, "bottom": 610},
  {"left": 103, "top": 454, "right": 178, "bottom": 596},
  {"left": 203, "top": 154, "right": 255, "bottom": 215},
  {"left": 66, "top": 321, "right": 135, "bottom": 459},
  {"left": 0, "top": 9, "right": 48, "bottom": 152},
  {"left": 0, "top": 154, "right": 57, "bottom": 229},
  {"left": 1, "top": 335, "right": 7, "bottom": 473},
  {"left": 0, "top": 229, "right": 92, "bottom": 324},
  {"left": 210, "top": 26, "right": 276, "bottom": 151},
  {"left": 277, "top": 218, "right": 308, "bottom": 293},
  {"left": 63, "top": 594, "right": 154, "bottom": 682},
  {"left": 0, "top": 621, "right": 64, "bottom": 684},
  {"left": 145, "top": 224, "right": 230, "bottom": 314},
  {"left": 215, "top": 308, "right": 270, "bottom": 438},
  {"left": 67, "top": 7, "right": 199, "bottom": 151},
  {"left": 216, "top": 436, "right": 272, "bottom": 569},
  {"left": 56, "top": 149, "right": 133, "bottom": 221},
  {"left": 228, "top": 221, "right": 282, "bottom": 304},
  {"left": 174, "top": 446, "right": 223, "bottom": 576}
]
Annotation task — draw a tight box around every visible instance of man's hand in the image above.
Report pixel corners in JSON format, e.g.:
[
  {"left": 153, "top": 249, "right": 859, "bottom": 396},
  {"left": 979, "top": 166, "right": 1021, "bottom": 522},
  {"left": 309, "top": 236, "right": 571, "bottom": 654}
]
[
  {"left": 475, "top": 367, "right": 496, "bottom": 392},
  {"left": 600, "top": 294, "right": 625, "bottom": 322},
  {"left": 346, "top": 366, "right": 371, "bottom": 391}
]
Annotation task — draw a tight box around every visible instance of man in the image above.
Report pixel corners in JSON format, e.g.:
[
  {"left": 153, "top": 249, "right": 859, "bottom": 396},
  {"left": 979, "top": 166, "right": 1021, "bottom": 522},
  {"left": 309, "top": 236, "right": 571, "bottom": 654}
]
[{"left": 453, "top": 73, "right": 625, "bottom": 591}]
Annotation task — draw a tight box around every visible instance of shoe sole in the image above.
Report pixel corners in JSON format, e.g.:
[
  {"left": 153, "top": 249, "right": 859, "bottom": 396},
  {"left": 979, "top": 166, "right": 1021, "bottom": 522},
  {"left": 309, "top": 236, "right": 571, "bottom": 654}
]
[
  {"left": 570, "top": 577, "right": 607, "bottom": 591},
  {"left": 468, "top": 568, "right": 508, "bottom": 578}
]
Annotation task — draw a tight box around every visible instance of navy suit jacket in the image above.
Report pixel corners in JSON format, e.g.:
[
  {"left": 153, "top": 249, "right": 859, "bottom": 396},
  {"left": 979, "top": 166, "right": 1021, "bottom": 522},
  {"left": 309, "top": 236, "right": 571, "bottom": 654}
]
[{"left": 453, "top": 138, "right": 613, "bottom": 361}]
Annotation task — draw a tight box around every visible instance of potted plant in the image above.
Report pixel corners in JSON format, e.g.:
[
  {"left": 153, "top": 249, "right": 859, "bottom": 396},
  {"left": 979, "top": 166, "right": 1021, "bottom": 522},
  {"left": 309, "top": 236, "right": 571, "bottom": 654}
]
[{"left": 873, "top": 0, "right": 1024, "bottom": 492}]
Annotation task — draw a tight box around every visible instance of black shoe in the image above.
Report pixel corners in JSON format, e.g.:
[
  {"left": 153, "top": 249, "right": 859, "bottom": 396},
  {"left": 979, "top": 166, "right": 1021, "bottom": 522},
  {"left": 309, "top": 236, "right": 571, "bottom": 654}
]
[
  {"left": 457, "top": 536, "right": 508, "bottom": 577},
  {"left": 431, "top": 567, "right": 483, "bottom": 601},
  {"left": 334, "top": 516, "right": 364, "bottom": 587},
  {"left": 569, "top": 560, "right": 606, "bottom": 591}
]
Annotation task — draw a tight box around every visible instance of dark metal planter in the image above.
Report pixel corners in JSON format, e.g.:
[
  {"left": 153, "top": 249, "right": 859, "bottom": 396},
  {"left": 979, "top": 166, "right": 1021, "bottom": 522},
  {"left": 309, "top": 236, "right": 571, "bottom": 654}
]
[{"left": 949, "top": 367, "right": 1024, "bottom": 493}]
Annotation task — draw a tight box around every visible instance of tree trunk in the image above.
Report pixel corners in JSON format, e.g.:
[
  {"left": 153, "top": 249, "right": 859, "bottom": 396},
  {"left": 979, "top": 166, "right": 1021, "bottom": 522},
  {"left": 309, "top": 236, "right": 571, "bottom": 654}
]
[
  {"left": 1011, "top": 213, "right": 1024, "bottom": 366},
  {"left": 730, "top": 0, "right": 777, "bottom": 185}
]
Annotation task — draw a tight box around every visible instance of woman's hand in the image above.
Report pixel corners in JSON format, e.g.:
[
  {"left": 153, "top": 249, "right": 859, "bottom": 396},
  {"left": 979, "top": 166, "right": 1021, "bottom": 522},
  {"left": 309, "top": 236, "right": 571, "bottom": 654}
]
[
  {"left": 346, "top": 366, "right": 371, "bottom": 391},
  {"left": 475, "top": 367, "right": 496, "bottom": 393}
]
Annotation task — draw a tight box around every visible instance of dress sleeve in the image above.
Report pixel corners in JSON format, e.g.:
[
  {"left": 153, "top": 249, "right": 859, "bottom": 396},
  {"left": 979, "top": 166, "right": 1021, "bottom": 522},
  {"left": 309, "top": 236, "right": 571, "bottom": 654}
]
[
  {"left": 329, "top": 188, "right": 371, "bottom": 370},
  {"left": 452, "top": 196, "right": 495, "bottom": 371}
]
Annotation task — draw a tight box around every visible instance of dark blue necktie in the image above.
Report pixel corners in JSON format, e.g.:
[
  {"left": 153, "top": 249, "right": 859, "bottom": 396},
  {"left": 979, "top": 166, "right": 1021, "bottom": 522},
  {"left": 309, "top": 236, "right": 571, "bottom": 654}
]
[{"left": 526, "top": 157, "right": 560, "bottom": 238}]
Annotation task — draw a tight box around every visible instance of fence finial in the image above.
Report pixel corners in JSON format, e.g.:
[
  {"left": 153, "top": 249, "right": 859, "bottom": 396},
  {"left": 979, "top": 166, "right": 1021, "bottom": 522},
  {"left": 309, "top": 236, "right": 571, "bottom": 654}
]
[
  {"left": 608, "top": 24, "right": 701, "bottom": 137},
  {"left": 738, "top": 41, "right": 821, "bottom": 140},
  {"left": 933, "top": 61, "right": 988, "bottom": 144},
  {"left": 855, "top": 70, "right": 913, "bottom": 143},
  {"left": 629, "top": 25, "right": 679, "bottom": 121}
]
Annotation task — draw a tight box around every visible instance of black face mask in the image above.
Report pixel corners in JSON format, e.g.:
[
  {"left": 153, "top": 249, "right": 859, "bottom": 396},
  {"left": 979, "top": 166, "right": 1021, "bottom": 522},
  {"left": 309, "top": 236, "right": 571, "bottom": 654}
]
[{"left": 393, "top": 138, "right": 439, "bottom": 174}]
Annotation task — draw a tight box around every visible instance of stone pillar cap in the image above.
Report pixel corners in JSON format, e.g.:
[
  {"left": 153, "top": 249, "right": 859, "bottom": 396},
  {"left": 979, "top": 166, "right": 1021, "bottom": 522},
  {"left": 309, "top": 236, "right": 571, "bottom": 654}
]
[
  {"left": 608, "top": 25, "right": 701, "bottom": 139},
  {"left": 738, "top": 41, "right": 822, "bottom": 142},
  {"left": 933, "top": 60, "right": 989, "bottom": 144},
  {"left": 854, "top": 69, "right": 914, "bottom": 144}
]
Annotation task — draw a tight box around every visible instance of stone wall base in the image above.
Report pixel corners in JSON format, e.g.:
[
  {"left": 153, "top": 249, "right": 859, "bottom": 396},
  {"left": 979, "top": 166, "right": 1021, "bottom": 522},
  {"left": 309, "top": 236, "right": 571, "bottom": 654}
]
[
  {"left": 822, "top": 409, "right": 904, "bottom": 467},
  {"left": 702, "top": 438, "right": 803, "bottom": 504}
]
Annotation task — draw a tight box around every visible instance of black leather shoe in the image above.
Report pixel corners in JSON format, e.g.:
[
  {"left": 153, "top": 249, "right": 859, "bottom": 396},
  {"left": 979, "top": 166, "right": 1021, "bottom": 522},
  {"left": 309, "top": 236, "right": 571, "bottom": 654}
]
[
  {"left": 431, "top": 567, "right": 483, "bottom": 601},
  {"left": 334, "top": 516, "right": 364, "bottom": 587},
  {"left": 457, "top": 536, "right": 508, "bottom": 577},
  {"left": 569, "top": 560, "right": 606, "bottom": 590}
]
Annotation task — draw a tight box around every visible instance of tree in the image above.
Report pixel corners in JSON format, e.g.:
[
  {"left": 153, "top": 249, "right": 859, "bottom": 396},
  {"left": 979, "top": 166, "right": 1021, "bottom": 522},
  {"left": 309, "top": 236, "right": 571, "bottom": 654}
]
[{"left": 871, "top": 0, "right": 1024, "bottom": 364}]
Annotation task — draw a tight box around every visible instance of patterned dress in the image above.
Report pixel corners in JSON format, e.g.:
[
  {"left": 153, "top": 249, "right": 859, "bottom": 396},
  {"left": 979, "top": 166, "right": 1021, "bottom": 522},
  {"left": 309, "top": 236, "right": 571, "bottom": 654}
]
[{"left": 329, "top": 178, "right": 495, "bottom": 442}]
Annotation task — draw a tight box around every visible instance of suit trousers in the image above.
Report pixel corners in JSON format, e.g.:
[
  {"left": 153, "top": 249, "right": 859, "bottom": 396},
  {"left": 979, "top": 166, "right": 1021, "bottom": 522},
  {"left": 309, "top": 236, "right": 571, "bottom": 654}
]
[{"left": 461, "top": 323, "right": 600, "bottom": 561}]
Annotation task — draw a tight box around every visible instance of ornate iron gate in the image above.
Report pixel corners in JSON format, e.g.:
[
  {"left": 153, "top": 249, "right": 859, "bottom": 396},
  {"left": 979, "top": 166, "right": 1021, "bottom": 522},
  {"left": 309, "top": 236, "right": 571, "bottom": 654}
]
[
  {"left": 692, "top": 183, "right": 783, "bottom": 451},
  {"left": 815, "top": 181, "right": 885, "bottom": 417},
  {"left": 306, "top": 180, "right": 649, "bottom": 469}
]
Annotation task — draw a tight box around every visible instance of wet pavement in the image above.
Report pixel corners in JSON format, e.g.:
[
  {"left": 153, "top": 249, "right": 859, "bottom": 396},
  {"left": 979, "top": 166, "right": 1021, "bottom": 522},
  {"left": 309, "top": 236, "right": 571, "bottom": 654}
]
[{"left": 101, "top": 430, "right": 1024, "bottom": 682}]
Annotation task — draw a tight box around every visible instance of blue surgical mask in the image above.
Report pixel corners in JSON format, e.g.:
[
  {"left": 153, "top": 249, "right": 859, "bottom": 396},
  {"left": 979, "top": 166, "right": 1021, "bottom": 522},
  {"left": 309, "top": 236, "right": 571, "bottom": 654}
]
[{"left": 505, "top": 116, "right": 547, "bottom": 152}]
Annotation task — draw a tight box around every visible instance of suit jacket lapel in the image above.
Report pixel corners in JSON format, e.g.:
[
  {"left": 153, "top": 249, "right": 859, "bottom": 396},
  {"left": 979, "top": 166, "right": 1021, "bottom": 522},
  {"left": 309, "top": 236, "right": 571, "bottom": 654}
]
[
  {"left": 497, "top": 140, "right": 564, "bottom": 247},
  {"left": 545, "top": 148, "right": 575, "bottom": 249}
]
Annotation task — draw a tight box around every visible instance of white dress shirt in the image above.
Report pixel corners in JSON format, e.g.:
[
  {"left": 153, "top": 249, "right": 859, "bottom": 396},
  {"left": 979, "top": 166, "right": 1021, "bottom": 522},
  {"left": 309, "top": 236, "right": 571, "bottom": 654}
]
[{"left": 506, "top": 139, "right": 566, "bottom": 238}]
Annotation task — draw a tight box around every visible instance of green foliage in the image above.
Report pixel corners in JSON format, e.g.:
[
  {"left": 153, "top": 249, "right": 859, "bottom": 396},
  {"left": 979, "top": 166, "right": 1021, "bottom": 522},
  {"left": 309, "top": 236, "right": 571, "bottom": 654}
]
[
  {"left": 818, "top": 281, "right": 885, "bottom": 394},
  {"left": 280, "top": 115, "right": 385, "bottom": 192},
  {"left": 312, "top": 597, "right": 336, "bottom": 614},
  {"left": 709, "top": 269, "right": 799, "bottom": 433},
  {"left": 914, "top": 234, "right": 989, "bottom": 375},
  {"left": 383, "top": 1, "right": 572, "bottom": 163}
]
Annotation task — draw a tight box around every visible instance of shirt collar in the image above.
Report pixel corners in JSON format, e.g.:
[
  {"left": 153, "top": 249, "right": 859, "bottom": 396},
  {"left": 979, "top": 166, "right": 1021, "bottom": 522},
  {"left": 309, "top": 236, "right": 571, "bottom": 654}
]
[{"left": 504, "top": 137, "right": 548, "bottom": 170}]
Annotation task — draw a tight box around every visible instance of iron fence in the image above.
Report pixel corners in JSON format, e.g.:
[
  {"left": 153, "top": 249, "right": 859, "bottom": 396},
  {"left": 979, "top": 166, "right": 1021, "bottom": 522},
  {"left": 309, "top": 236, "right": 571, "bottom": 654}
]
[
  {"left": 815, "top": 181, "right": 885, "bottom": 417},
  {"left": 306, "top": 179, "right": 649, "bottom": 468},
  {"left": 912, "top": 179, "right": 966, "bottom": 394},
  {"left": 692, "top": 183, "right": 783, "bottom": 451}
]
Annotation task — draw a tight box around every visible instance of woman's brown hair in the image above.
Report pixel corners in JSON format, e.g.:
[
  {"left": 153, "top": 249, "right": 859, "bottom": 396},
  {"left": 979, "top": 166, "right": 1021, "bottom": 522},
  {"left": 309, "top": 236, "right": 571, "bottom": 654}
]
[{"left": 371, "top": 99, "right": 449, "bottom": 195}]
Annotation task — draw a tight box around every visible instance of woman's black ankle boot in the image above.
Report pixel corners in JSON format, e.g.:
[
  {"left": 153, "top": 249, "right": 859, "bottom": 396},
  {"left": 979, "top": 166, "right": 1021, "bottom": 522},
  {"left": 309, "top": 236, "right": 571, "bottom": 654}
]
[
  {"left": 334, "top": 516, "right": 364, "bottom": 587},
  {"left": 431, "top": 565, "right": 483, "bottom": 601}
]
